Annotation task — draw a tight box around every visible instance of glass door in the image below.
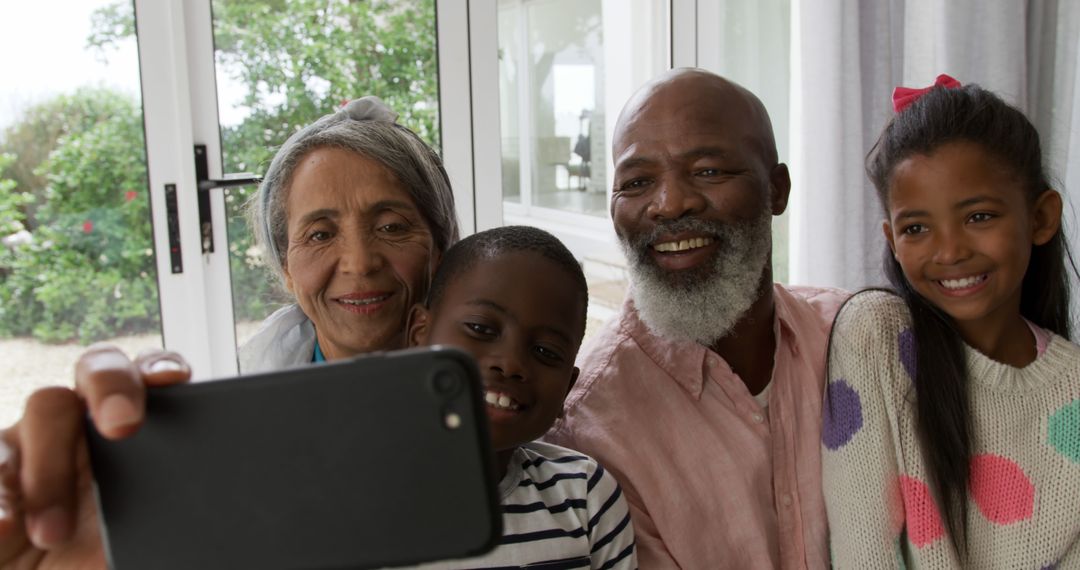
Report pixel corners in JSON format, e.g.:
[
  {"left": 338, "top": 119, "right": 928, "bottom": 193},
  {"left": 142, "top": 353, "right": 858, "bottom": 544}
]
[
  {"left": 206, "top": 0, "right": 442, "bottom": 366},
  {"left": 0, "top": 0, "right": 163, "bottom": 424}
]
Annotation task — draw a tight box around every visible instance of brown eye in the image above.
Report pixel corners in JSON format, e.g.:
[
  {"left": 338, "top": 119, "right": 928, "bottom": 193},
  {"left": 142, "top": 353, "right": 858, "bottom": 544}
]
[
  {"left": 465, "top": 322, "right": 496, "bottom": 337},
  {"left": 534, "top": 344, "right": 563, "bottom": 363}
]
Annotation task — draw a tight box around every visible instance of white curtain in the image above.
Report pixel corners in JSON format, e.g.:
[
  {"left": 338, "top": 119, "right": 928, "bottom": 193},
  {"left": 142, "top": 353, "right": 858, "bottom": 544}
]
[{"left": 790, "top": 0, "right": 1080, "bottom": 314}]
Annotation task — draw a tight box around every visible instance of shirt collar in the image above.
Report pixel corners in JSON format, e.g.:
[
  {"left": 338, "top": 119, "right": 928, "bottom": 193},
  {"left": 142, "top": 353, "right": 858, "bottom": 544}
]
[
  {"left": 620, "top": 283, "right": 801, "bottom": 398},
  {"left": 621, "top": 297, "right": 708, "bottom": 398}
]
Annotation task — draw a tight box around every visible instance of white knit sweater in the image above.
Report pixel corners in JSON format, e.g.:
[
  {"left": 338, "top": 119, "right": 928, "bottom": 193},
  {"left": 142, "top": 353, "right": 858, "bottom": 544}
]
[{"left": 822, "top": 291, "right": 1080, "bottom": 569}]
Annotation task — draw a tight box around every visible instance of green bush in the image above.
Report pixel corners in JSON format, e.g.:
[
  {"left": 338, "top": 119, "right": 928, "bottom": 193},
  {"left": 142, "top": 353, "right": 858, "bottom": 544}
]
[{"left": 0, "top": 89, "right": 159, "bottom": 343}]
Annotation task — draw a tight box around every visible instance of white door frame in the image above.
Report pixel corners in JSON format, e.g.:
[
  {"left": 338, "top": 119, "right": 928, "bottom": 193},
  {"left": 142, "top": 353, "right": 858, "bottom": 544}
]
[{"left": 135, "top": 0, "right": 237, "bottom": 379}]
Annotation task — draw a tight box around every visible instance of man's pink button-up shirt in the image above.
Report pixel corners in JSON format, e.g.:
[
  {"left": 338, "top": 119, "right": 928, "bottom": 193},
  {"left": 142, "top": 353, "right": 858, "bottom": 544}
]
[{"left": 547, "top": 284, "right": 847, "bottom": 569}]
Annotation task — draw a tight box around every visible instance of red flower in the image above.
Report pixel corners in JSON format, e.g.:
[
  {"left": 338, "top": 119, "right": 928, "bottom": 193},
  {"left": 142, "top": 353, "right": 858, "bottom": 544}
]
[
  {"left": 125, "top": 190, "right": 138, "bottom": 202},
  {"left": 82, "top": 220, "right": 94, "bottom": 234}
]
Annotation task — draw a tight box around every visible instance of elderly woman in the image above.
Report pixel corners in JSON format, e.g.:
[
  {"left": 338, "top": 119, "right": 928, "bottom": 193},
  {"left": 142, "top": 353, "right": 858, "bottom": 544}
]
[
  {"left": 242, "top": 96, "right": 457, "bottom": 370},
  {"left": 0, "top": 97, "right": 459, "bottom": 566}
]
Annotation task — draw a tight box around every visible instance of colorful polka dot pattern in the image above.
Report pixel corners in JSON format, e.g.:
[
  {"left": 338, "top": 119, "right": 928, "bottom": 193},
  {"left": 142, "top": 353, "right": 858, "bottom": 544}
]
[
  {"left": 1048, "top": 399, "right": 1080, "bottom": 463},
  {"left": 899, "top": 475, "right": 945, "bottom": 548},
  {"left": 968, "top": 454, "right": 1034, "bottom": 525},
  {"left": 823, "top": 380, "right": 863, "bottom": 450},
  {"left": 899, "top": 328, "right": 916, "bottom": 382}
]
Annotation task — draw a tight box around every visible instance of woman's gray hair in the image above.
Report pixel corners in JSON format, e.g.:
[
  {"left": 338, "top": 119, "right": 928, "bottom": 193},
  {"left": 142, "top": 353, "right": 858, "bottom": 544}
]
[{"left": 251, "top": 96, "right": 459, "bottom": 284}]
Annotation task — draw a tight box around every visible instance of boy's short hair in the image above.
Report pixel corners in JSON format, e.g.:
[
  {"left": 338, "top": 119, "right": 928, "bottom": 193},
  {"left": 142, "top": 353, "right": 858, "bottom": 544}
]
[{"left": 426, "top": 225, "right": 589, "bottom": 339}]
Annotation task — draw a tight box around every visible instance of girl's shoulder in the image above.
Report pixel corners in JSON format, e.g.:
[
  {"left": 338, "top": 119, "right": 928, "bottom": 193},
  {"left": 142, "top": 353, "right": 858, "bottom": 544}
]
[{"left": 832, "top": 289, "right": 911, "bottom": 340}]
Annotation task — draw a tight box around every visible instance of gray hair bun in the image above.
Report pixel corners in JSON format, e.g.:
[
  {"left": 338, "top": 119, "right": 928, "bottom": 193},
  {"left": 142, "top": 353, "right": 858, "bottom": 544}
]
[{"left": 340, "top": 96, "right": 399, "bottom": 123}]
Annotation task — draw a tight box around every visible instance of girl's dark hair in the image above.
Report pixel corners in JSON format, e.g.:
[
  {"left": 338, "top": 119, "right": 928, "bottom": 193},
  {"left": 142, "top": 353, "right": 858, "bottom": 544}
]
[{"left": 865, "top": 84, "right": 1076, "bottom": 556}]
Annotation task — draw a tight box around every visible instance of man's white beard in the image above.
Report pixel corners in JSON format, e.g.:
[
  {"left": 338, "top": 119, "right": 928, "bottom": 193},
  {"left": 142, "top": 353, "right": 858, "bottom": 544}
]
[{"left": 620, "top": 212, "right": 772, "bottom": 345}]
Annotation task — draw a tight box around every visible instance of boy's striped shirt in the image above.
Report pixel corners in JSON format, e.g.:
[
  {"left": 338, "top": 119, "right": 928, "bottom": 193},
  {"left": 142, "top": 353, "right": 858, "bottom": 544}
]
[{"left": 418, "top": 441, "right": 637, "bottom": 569}]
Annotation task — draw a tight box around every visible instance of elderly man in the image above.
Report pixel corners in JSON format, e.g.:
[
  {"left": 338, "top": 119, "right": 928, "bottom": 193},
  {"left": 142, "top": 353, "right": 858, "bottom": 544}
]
[{"left": 546, "top": 68, "right": 845, "bottom": 568}]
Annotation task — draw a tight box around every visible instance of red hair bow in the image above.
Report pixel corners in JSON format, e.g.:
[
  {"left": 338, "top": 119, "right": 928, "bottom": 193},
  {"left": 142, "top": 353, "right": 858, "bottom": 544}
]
[{"left": 892, "top": 74, "right": 962, "bottom": 113}]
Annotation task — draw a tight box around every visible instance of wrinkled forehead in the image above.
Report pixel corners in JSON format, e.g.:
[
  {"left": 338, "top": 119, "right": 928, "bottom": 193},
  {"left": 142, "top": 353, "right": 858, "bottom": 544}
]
[{"left": 613, "top": 83, "right": 775, "bottom": 168}]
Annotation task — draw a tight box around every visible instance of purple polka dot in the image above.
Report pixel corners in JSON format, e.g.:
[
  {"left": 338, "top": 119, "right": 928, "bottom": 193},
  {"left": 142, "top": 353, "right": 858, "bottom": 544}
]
[
  {"left": 823, "top": 379, "right": 863, "bottom": 450},
  {"left": 899, "top": 328, "right": 916, "bottom": 382}
]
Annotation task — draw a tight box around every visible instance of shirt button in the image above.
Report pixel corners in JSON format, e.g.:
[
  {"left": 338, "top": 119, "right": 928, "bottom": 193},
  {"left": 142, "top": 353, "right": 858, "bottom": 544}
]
[
  {"left": 752, "top": 413, "right": 764, "bottom": 424},
  {"left": 781, "top": 494, "right": 793, "bottom": 507}
]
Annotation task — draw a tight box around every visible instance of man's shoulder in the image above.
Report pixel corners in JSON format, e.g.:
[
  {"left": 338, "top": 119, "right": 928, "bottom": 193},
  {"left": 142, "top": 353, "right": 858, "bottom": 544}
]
[
  {"left": 572, "top": 313, "right": 640, "bottom": 389},
  {"left": 777, "top": 280, "right": 851, "bottom": 330},
  {"left": 778, "top": 283, "right": 851, "bottom": 320}
]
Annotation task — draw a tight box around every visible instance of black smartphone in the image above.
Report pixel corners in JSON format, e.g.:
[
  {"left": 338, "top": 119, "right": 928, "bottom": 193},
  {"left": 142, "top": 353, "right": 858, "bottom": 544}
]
[{"left": 86, "top": 346, "right": 501, "bottom": 570}]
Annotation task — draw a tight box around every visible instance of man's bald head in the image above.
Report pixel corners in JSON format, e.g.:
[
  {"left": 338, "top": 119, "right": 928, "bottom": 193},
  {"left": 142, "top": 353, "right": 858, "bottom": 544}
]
[{"left": 613, "top": 68, "right": 779, "bottom": 167}]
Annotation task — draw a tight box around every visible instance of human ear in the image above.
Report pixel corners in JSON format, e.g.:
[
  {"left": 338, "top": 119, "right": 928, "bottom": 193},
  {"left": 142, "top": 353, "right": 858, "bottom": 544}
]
[
  {"left": 1031, "top": 189, "right": 1063, "bottom": 246},
  {"left": 406, "top": 304, "right": 431, "bottom": 348},
  {"left": 882, "top": 220, "right": 897, "bottom": 258},
  {"left": 567, "top": 366, "right": 580, "bottom": 396},
  {"left": 557, "top": 367, "right": 580, "bottom": 418},
  {"left": 769, "top": 163, "right": 792, "bottom": 216},
  {"left": 282, "top": 260, "right": 295, "bottom": 294}
]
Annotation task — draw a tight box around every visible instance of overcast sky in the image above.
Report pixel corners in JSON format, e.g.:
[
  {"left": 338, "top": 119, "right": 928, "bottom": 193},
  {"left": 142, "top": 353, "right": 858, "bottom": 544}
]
[
  {"left": 0, "top": 1, "right": 142, "bottom": 129},
  {"left": 0, "top": 1, "right": 247, "bottom": 132}
]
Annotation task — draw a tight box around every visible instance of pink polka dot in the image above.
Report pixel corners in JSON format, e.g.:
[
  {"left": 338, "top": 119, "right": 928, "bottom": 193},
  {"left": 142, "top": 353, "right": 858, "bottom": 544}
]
[
  {"left": 899, "top": 475, "right": 945, "bottom": 547},
  {"left": 969, "top": 454, "right": 1034, "bottom": 525}
]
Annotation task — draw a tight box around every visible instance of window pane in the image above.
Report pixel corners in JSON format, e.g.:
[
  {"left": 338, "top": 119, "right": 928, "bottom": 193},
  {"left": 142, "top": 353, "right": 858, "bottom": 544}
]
[
  {"left": 699, "top": 0, "right": 791, "bottom": 283},
  {"left": 498, "top": 0, "right": 669, "bottom": 341},
  {"left": 0, "top": 0, "right": 161, "bottom": 426},
  {"left": 210, "top": 0, "right": 440, "bottom": 369}
]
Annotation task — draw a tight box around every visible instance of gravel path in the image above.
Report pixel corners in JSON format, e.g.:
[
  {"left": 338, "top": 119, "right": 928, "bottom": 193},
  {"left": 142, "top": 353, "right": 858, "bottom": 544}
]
[{"left": 0, "top": 333, "right": 161, "bottom": 427}]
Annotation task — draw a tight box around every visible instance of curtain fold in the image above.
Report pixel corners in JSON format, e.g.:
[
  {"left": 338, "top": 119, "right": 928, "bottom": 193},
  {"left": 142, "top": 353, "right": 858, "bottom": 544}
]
[{"left": 790, "top": 0, "right": 1080, "bottom": 321}]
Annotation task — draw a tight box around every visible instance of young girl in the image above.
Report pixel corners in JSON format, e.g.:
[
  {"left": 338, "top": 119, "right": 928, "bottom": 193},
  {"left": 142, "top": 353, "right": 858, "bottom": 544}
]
[{"left": 822, "top": 77, "right": 1080, "bottom": 568}]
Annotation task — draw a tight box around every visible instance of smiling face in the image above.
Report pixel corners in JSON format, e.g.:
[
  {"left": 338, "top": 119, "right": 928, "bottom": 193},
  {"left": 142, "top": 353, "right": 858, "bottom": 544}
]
[
  {"left": 884, "top": 141, "right": 1057, "bottom": 335},
  {"left": 408, "top": 251, "right": 584, "bottom": 455},
  {"left": 610, "top": 71, "right": 788, "bottom": 343},
  {"left": 282, "top": 147, "right": 439, "bottom": 360}
]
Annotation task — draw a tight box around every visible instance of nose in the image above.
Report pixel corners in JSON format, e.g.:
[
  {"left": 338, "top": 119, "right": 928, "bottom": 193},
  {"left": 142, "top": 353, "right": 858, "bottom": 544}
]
[
  {"left": 338, "top": 231, "right": 384, "bottom": 276},
  {"left": 646, "top": 176, "right": 707, "bottom": 221},
  {"left": 931, "top": 226, "right": 973, "bottom": 265},
  {"left": 488, "top": 343, "right": 527, "bottom": 383}
]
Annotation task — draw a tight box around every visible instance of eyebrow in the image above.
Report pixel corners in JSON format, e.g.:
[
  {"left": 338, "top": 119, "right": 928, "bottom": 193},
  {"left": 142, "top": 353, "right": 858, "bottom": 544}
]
[
  {"left": 893, "top": 195, "right": 1007, "bottom": 222},
  {"left": 615, "top": 146, "right": 730, "bottom": 173},
  {"left": 294, "top": 199, "right": 418, "bottom": 226},
  {"left": 465, "top": 298, "right": 574, "bottom": 344}
]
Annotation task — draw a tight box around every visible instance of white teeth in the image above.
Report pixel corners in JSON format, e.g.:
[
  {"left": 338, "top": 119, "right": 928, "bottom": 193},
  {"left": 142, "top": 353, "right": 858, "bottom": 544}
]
[
  {"left": 654, "top": 237, "right": 714, "bottom": 253},
  {"left": 939, "top": 274, "right": 987, "bottom": 290},
  {"left": 340, "top": 294, "right": 389, "bottom": 305},
  {"left": 484, "top": 390, "right": 521, "bottom": 411}
]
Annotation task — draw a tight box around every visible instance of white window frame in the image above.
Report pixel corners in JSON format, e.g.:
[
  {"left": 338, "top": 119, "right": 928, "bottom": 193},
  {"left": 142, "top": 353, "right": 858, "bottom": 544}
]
[{"left": 135, "top": 0, "right": 236, "bottom": 380}]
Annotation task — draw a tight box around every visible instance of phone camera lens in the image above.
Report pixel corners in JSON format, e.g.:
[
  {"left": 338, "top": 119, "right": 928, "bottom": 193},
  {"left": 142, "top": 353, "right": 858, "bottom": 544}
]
[{"left": 432, "top": 371, "right": 461, "bottom": 396}]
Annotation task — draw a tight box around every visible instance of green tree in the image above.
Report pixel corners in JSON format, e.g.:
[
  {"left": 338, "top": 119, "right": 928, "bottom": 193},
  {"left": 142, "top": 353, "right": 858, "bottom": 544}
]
[
  {"left": 0, "top": 90, "right": 158, "bottom": 343},
  {"left": 0, "top": 89, "right": 137, "bottom": 229}
]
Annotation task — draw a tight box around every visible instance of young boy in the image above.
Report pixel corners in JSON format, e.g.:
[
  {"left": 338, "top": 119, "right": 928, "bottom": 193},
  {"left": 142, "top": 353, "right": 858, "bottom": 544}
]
[{"left": 407, "top": 226, "right": 637, "bottom": 569}]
